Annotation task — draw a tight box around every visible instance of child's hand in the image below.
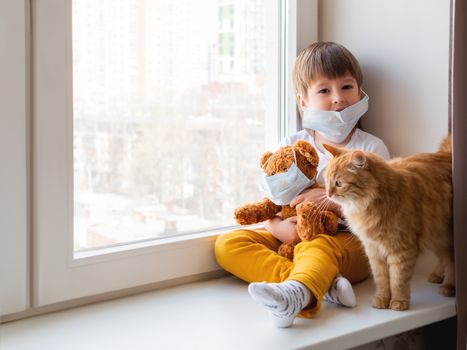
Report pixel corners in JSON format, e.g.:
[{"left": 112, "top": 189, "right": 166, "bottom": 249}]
[
  {"left": 264, "top": 216, "right": 299, "bottom": 243},
  {"left": 290, "top": 187, "right": 327, "bottom": 208},
  {"left": 290, "top": 187, "right": 343, "bottom": 217}
]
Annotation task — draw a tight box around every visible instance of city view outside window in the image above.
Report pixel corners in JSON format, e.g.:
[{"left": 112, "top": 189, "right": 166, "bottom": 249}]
[{"left": 73, "top": 0, "right": 280, "bottom": 251}]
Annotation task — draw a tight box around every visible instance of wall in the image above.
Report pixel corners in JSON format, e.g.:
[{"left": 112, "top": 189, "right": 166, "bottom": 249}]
[
  {"left": 319, "top": 0, "right": 451, "bottom": 156},
  {"left": 0, "top": 0, "right": 29, "bottom": 316},
  {"left": 317, "top": 4, "right": 453, "bottom": 348}
]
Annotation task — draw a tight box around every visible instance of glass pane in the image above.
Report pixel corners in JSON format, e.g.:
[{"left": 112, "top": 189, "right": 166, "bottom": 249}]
[{"left": 72, "top": 0, "right": 281, "bottom": 251}]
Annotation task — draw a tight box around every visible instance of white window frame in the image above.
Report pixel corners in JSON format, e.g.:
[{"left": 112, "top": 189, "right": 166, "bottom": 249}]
[
  {"left": 31, "top": 0, "right": 317, "bottom": 307},
  {"left": 0, "top": 0, "right": 30, "bottom": 316}
]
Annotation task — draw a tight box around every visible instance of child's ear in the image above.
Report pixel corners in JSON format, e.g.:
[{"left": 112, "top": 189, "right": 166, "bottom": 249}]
[
  {"left": 323, "top": 144, "right": 343, "bottom": 158},
  {"left": 296, "top": 94, "right": 306, "bottom": 111}
]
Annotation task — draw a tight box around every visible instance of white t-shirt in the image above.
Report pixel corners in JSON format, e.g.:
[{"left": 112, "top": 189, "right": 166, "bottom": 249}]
[{"left": 277, "top": 128, "right": 390, "bottom": 185}]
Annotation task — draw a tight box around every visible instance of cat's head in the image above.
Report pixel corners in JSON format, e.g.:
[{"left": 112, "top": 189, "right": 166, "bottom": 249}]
[{"left": 323, "top": 144, "right": 382, "bottom": 212}]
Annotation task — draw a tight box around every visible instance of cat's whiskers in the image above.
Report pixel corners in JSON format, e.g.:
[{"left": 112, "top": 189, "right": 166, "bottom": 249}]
[
  {"left": 307, "top": 206, "right": 321, "bottom": 228},
  {"left": 316, "top": 195, "right": 331, "bottom": 213},
  {"left": 318, "top": 199, "right": 329, "bottom": 211}
]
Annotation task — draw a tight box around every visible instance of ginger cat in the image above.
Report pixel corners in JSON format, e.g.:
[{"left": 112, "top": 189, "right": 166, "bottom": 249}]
[{"left": 323, "top": 137, "right": 454, "bottom": 311}]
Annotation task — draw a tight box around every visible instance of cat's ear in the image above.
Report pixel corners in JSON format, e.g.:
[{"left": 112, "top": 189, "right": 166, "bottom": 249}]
[
  {"left": 322, "top": 144, "right": 343, "bottom": 158},
  {"left": 351, "top": 151, "right": 367, "bottom": 169}
]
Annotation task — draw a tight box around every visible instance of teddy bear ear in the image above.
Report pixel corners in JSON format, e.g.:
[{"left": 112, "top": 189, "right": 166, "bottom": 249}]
[
  {"left": 259, "top": 151, "right": 273, "bottom": 169},
  {"left": 293, "top": 140, "right": 319, "bottom": 167}
]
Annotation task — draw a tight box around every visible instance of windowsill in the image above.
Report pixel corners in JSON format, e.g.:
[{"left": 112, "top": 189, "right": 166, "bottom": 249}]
[{"left": 0, "top": 272, "right": 456, "bottom": 350}]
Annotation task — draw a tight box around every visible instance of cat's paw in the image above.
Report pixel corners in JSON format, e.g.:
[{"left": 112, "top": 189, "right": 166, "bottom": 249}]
[
  {"left": 389, "top": 299, "right": 410, "bottom": 311},
  {"left": 371, "top": 295, "right": 390, "bottom": 309},
  {"left": 439, "top": 284, "right": 456, "bottom": 297},
  {"left": 428, "top": 273, "right": 443, "bottom": 284}
]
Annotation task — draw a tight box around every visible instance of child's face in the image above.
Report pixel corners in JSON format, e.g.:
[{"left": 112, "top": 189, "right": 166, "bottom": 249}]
[{"left": 298, "top": 74, "right": 360, "bottom": 112}]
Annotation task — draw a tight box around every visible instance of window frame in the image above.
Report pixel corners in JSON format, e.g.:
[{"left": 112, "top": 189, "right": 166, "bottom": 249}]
[{"left": 31, "top": 0, "right": 313, "bottom": 307}]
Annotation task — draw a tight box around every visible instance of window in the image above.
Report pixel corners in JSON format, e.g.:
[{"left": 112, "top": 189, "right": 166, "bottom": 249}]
[
  {"left": 72, "top": 0, "right": 279, "bottom": 252},
  {"left": 32, "top": 0, "right": 299, "bottom": 306}
]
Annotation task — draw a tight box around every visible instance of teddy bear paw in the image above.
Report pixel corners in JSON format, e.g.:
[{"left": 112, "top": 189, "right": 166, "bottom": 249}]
[
  {"left": 296, "top": 202, "right": 324, "bottom": 240},
  {"left": 277, "top": 242, "right": 296, "bottom": 260}
]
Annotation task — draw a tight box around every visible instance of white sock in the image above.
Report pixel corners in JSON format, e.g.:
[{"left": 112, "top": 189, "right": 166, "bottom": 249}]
[
  {"left": 248, "top": 280, "right": 311, "bottom": 328},
  {"left": 324, "top": 275, "right": 356, "bottom": 307}
]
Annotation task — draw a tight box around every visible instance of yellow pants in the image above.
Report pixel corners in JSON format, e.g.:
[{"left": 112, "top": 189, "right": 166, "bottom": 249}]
[{"left": 214, "top": 229, "right": 369, "bottom": 317}]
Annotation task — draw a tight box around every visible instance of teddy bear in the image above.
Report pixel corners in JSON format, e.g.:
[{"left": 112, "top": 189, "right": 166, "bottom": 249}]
[{"left": 233, "top": 140, "right": 338, "bottom": 260}]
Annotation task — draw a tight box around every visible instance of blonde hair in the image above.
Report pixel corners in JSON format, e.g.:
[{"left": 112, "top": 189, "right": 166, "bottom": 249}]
[{"left": 292, "top": 42, "right": 363, "bottom": 99}]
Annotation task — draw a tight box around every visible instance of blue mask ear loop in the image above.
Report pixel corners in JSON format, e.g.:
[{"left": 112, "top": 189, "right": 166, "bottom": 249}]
[
  {"left": 360, "top": 89, "right": 369, "bottom": 101},
  {"left": 351, "top": 89, "right": 369, "bottom": 130},
  {"left": 334, "top": 89, "right": 369, "bottom": 124},
  {"left": 262, "top": 153, "right": 271, "bottom": 173},
  {"left": 341, "top": 89, "right": 368, "bottom": 112},
  {"left": 291, "top": 146, "right": 298, "bottom": 166}
]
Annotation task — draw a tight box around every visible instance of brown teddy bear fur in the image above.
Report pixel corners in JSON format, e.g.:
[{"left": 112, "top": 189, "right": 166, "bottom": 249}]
[{"left": 233, "top": 140, "right": 339, "bottom": 259}]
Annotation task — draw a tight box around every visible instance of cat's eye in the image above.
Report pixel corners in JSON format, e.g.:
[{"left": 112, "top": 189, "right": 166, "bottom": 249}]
[{"left": 335, "top": 180, "right": 343, "bottom": 187}]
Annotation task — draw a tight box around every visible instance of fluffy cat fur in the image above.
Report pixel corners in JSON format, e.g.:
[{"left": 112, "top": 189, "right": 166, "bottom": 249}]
[{"left": 323, "top": 136, "right": 454, "bottom": 311}]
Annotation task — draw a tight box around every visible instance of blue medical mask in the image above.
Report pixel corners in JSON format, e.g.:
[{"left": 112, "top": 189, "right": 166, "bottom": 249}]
[
  {"left": 302, "top": 92, "right": 369, "bottom": 143},
  {"left": 257, "top": 150, "right": 315, "bottom": 205}
]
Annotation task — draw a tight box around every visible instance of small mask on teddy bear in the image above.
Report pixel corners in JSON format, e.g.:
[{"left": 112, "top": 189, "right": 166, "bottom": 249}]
[
  {"left": 257, "top": 146, "right": 316, "bottom": 205},
  {"left": 233, "top": 140, "right": 338, "bottom": 259}
]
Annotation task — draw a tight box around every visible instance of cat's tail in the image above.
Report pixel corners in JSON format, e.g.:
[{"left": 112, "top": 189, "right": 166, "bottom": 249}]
[{"left": 438, "top": 134, "right": 452, "bottom": 153}]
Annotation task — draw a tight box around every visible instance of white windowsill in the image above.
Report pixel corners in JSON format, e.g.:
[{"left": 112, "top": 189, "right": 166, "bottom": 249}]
[{"left": 0, "top": 273, "right": 455, "bottom": 350}]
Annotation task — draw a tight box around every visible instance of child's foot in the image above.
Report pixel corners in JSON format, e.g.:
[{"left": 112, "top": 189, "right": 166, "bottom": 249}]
[
  {"left": 248, "top": 280, "right": 311, "bottom": 328},
  {"left": 324, "top": 275, "right": 356, "bottom": 307}
]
